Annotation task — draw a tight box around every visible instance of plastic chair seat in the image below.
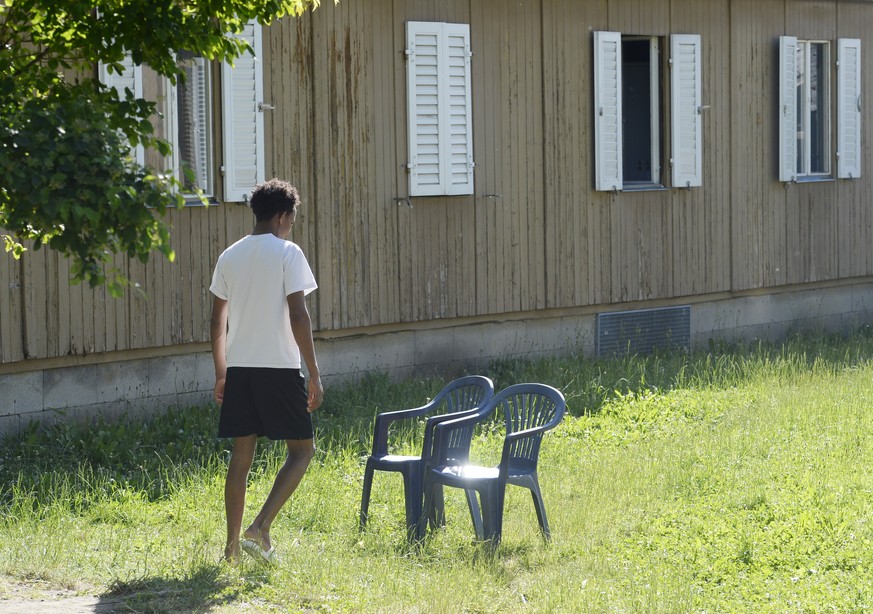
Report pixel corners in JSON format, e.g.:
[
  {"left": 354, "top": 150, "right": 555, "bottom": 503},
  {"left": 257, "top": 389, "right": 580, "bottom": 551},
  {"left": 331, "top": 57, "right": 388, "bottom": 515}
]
[
  {"left": 370, "top": 454, "right": 420, "bottom": 466},
  {"left": 435, "top": 464, "right": 500, "bottom": 482},
  {"left": 435, "top": 460, "right": 538, "bottom": 483}
]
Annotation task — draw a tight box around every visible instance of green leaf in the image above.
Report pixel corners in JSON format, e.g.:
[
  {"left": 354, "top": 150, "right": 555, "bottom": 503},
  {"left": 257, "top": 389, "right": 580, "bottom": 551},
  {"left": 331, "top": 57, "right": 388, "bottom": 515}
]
[{"left": 2, "top": 235, "right": 27, "bottom": 258}]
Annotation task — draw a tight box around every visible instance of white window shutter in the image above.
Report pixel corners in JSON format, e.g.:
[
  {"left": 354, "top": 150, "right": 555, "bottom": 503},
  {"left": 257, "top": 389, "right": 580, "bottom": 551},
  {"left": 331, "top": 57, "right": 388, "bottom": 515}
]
[
  {"left": 671, "top": 34, "right": 703, "bottom": 188},
  {"left": 594, "top": 31, "right": 622, "bottom": 192},
  {"left": 443, "top": 23, "right": 474, "bottom": 196},
  {"left": 99, "top": 56, "right": 145, "bottom": 165},
  {"left": 407, "top": 22, "right": 445, "bottom": 196},
  {"left": 222, "top": 20, "right": 265, "bottom": 202},
  {"left": 837, "top": 38, "right": 862, "bottom": 179},
  {"left": 778, "top": 36, "right": 798, "bottom": 182},
  {"left": 406, "top": 21, "right": 474, "bottom": 197}
]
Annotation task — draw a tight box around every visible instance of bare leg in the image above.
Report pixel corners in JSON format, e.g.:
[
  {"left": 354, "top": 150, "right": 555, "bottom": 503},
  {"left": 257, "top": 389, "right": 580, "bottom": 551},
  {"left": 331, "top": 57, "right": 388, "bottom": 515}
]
[
  {"left": 224, "top": 435, "right": 258, "bottom": 562},
  {"left": 244, "top": 438, "right": 315, "bottom": 551}
]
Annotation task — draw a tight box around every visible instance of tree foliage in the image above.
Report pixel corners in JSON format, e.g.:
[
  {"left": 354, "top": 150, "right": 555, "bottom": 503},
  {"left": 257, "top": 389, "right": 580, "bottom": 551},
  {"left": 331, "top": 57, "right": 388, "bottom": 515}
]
[{"left": 0, "top": 0, "right": 325, "bottom": 295}]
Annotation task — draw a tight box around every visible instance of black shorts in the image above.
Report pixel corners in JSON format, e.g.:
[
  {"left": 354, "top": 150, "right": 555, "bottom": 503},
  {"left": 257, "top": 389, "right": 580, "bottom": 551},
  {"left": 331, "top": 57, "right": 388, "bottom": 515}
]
[{"left": 219, "top": 367, "right": 313, "bottom": 440}]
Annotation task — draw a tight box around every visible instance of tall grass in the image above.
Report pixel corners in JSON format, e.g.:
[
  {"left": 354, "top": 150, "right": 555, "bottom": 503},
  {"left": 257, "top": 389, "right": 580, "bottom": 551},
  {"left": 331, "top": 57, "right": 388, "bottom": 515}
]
[{"left": 2, "top": 329, "right": 873, "bottom": 612}]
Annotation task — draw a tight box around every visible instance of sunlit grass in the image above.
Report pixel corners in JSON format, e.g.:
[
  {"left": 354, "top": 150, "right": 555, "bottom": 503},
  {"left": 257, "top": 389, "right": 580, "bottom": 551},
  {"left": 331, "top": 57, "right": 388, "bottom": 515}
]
[{"left": 3, "top": 329, "right": 873, "bottom": 611}]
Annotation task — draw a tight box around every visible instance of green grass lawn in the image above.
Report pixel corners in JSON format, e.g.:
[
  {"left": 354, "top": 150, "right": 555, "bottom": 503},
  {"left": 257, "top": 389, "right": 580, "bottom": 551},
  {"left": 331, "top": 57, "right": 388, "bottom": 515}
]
[{"left": 2, "top": 330, "right": 873, "bottom": 612}]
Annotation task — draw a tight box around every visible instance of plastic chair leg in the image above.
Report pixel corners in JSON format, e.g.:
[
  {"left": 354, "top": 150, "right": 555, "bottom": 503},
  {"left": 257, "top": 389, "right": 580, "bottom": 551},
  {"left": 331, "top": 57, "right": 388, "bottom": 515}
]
[
  {"left": 478, "top": 481, "right": 506, "bottom": 546},
  {"left": 428, "top": 484, "right": 446, "bottom": 528},
  {"left": 402, "top": 467, "right": 423, "bottom": 541},
  {"left": 529, "top": 483, "right": 550, "bottom": 540},
  {"left": 464, "top": 489, "right": 484, "bottom": 540},
  {"left": 359, "top": 460, "right": 375, "bottom": 531},
  {"left": 419, "top": 478, "right": 437, "bottom": 540}
]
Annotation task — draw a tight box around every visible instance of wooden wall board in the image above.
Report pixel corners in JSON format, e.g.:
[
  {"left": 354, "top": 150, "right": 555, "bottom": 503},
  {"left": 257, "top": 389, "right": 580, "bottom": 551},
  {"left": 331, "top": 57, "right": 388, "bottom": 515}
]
[
  {"left": 45, "top": 252, "right": 62, "bottom": 357},
  {"left": 521, "top": 0, "right": 547, "bottom": 312},
  {"left": 542, "top": 0, "right": 596, "bottom": 309},
  {"left": 836, "top": 1, "right": 873, "bottom": 278},
  {"left": 671, "top": 0, "right": 732, "bottom": 297},
  {"left": 0, "top": 246, "right": 23, "bottom": 362},
  {"left": 309, "top": 6, "right": 341, "bottom": 330},
  {"left": 91, "top": 270, "right": 107, "bottom": 355},
  {"left": 608, "top": 0, "right": 670, "bottom": 36},
  {"left": 21, "top": 246, "right": 47, "bottom": 359},
  {"left": 730, "top": 0, "right": 785, "bottom": 290},
  {"left": 370, "top": 0, "right": 401, "bottom": 325},
  {"left": 127, "top": 259, "right": 147, "bottom": 350},
  {"left": 473, "top": 0, "right": 505, "bottom": 316}
]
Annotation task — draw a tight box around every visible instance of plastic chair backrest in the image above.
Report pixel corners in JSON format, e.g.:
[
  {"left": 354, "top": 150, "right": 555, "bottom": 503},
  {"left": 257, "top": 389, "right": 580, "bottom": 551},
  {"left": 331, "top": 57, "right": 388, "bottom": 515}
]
[
  {"left": 500, "top": 383, "right": 566, "bottom": 466},
  {"left": 437, "top": 376, "right": 494, "bottom": 416},
  {"left": 436, "top": 384, "right": 533, "bottom": 465},
  {"left": 424, "top": 376, "right": 494, "bottom": 463}
]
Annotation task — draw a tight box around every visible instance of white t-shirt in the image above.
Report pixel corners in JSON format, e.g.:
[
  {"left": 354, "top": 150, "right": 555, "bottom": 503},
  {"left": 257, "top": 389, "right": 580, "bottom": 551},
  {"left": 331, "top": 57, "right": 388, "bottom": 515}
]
[{"left": 210, "top": 234, "right": 317, "bottom": 368}]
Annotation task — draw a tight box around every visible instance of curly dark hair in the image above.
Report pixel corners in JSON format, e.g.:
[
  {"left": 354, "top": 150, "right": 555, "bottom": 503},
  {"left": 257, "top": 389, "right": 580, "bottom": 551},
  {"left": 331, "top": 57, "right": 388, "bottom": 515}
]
[{"left": 249, "top": 178, "right": 300, "bottom": 222}]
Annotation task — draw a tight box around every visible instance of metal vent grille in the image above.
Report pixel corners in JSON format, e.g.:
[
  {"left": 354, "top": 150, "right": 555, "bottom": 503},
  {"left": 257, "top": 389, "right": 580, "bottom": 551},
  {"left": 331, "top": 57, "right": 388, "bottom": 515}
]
[{"left": 596, "top": 306, "right": 691, "bottom": 357}]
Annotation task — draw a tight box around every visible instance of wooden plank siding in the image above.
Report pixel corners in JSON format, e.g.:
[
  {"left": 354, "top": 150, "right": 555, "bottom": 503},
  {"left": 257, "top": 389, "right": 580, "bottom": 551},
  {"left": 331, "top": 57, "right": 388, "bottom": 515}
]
[
  {"left": 731, "top": 0, "right": 781, "bottom": 290},
  {"left": 3, "top": 0, "right": 873, "bottom": 368},
  {"left": 543, "top": 0, "right": 598, "bottom": 309},
  {"left": 0, "top": 252, "right": 23, "bottom": 362},
  {"left": 837, "top": 1, "right": 873, "bottom": 279},
  {"left": 671, "top": 0, "right": 732, "bottom": 298},
  {"left": 467, "top": 0, "right": 547, "bottom": 317}
]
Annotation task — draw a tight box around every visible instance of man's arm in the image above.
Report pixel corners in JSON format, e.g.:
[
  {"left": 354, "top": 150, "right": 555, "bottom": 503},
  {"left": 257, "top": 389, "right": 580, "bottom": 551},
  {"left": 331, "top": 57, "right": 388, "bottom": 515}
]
[
  {"left": 211, "top": 297, "right": 229, "bottom": 404},
  {"left": 288, "top": 291, "right": 323, "bottom": 412}
]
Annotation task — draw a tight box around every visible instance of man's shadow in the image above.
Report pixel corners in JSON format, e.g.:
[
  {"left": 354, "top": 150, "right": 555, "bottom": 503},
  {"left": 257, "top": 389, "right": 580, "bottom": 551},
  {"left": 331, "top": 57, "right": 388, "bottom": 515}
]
[{"left": 94, "top": 563, "right": 268, "bottom": 613}]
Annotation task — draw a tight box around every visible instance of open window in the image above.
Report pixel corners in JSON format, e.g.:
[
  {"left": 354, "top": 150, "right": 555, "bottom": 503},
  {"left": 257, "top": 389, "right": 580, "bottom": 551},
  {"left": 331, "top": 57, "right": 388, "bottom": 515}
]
[
  {"left": 621, "top": 37, "right": 661, "bottom": 186},
  {"left": 779, "top": 36, "right": 862, "bottom": 182},
  {"left": 101, "top": 21, "right": 265, "bottom": 202},
  {"left": 593, "top": 32, "right": 702, "bottom": 192}
]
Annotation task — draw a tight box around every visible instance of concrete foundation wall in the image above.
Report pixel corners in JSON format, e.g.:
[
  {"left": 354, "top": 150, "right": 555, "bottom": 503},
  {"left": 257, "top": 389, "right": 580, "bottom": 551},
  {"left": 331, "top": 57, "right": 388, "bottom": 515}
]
[{"left": 2, "top": 282, "right": 872, "bottom": 437}]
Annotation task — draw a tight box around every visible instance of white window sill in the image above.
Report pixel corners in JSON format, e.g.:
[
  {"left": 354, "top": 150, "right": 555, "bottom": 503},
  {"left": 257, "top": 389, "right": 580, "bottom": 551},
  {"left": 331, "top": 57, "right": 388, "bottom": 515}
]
[
  {"left": 622, "top": 183, "right": 669, "bottom": 192},
  {"left": 182, "top": 195, "right": 219, "bottom": 207},
  {"left": 793, "top": 175, "right": 834, "bottom": 184}
]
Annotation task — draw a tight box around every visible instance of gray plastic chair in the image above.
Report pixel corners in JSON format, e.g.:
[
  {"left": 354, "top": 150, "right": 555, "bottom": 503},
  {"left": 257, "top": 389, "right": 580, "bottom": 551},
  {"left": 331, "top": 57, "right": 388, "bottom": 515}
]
[
  {"left": 419, "top": 383, "right": 566, "bottom": 546},
  {"left": 359, "top": 375, "right": 495, "bottom": 540}
]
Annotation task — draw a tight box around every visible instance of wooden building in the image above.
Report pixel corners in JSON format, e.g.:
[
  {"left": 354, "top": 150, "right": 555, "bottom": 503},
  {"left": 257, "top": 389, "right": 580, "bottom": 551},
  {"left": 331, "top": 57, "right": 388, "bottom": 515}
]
[{"left": 2, "top": 0, "right": 872, "bottom": 433}]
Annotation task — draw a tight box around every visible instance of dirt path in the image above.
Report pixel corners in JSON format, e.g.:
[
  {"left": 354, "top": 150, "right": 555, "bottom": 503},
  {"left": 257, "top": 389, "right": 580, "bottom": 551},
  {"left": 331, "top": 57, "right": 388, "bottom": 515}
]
[
  {"left": 0, "top": 596, "right": 124, "bottom": 613},
  {"left": 0, "top": 581, "right": 260, "bottom": 613},
  {"left": 0, "top": 593, "right": 264, "bottom": 613}
]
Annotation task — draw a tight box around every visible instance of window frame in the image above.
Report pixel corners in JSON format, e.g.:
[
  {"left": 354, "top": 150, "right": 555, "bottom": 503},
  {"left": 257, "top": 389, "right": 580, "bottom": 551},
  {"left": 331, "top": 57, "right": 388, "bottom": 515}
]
[
  {"left": 621, "top": 36, "right": 663, "bottom": 188},
  {"left": 166, "top": 52, "right": 216, "bottom": 199},
  {"left": 796, "top": 40, "right": 831, "bottom": 178}
]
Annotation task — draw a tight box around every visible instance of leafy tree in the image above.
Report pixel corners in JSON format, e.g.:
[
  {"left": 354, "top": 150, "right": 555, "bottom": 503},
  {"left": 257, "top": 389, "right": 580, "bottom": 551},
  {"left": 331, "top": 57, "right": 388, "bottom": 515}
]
[{"left": 0, "top": 0, "right": 326, "bottom": 295}]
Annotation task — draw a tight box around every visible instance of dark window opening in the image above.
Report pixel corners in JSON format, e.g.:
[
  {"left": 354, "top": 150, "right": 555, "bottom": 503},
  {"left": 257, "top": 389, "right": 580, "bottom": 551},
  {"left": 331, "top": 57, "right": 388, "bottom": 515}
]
[{"left": 622, "top": 38, "right": 661, "bottom": 185}]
